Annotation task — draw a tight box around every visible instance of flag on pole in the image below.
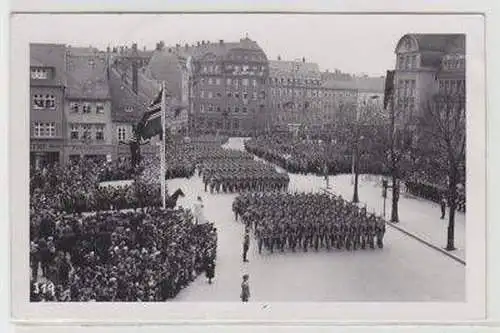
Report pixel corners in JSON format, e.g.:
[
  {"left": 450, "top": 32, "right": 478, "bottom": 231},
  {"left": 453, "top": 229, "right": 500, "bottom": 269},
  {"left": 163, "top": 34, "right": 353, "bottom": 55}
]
[{"left": 160, "top": 82, "right": 167, "bottom": 210}]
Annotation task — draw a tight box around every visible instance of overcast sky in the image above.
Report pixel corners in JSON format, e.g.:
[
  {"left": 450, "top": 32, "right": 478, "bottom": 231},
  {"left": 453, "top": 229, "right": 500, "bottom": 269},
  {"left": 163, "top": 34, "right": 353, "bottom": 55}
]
[{"left": 13, "top": 13, "right": 479, "bottom": 76}]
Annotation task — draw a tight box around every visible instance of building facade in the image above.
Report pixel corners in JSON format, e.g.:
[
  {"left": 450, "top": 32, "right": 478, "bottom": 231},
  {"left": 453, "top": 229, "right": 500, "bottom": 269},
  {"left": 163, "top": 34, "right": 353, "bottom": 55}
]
[
  {"left": 268, "top": 58, "right": 358, "bottom": 130},
  {"left": 147, "top": 38, "right": 270, "bottom": 136},
  {"left": 393, "top": 34, "right": 466, "bottom": 130},
  {"left": 63, "top": 47, "right": 113, "bottom": 164},
  {"left": 30, "top": 43, "right": 67, "bottom": 168}
]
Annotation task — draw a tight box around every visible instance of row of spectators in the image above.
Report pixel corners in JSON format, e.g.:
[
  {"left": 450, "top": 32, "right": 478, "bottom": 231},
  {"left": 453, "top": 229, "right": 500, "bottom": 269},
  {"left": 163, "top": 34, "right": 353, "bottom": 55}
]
[{"left": 30, "top": 208, "right": 217, "bottom": 302}]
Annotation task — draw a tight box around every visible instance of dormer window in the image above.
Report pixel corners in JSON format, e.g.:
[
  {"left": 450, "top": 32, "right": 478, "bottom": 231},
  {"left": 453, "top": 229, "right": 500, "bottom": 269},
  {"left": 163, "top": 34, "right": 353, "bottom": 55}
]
[{"left": 31, "top": 67, "right": 51, "bottom": 80}]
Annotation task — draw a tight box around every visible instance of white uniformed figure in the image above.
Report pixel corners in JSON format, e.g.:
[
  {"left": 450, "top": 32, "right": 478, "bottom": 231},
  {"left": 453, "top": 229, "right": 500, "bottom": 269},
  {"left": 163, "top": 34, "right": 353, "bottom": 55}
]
[{"left": 193, "top": 196, "right": 206, "bottom": 224}]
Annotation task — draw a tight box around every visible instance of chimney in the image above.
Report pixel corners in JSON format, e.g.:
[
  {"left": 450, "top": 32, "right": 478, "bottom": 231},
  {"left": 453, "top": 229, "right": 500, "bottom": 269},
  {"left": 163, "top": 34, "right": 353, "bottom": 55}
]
[
  {"left": 277, "top": 55, "right": 281, "bottom": 61},
  {"left": 106, "top": 46, "right": 111, "bottom": 53},
  {"left": 185, "top": 43, "right": 189, "bottom": 50},
  {"left": 219, "top": 39, "right": 224, "bottom": 45},
  {"left": 143, "top": 46, "right": 146, "bottom": 52},
  {"left": 302, "top": 57, "right": 305, "bottom": 63},
  {"left": 155, "top": 43, "right": 160, "bottom": 51},
  {"left": 132, "top": 43, "right": 137, "bottom": 51},
  {"left": 197, "top": 41, "right": 201, "bottom": 47},
  {"left": 168, "top": 48, "right": 172, "bottom": 53},
  {"left": 202, "top": 41, "right": 205, "bottom": 46}
]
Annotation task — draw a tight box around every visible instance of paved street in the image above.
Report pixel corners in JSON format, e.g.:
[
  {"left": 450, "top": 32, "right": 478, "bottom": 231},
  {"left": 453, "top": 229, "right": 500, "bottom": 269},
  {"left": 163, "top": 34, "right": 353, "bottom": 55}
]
[{"left": 166, "top": 138, "right": 465, "bottom": 302}]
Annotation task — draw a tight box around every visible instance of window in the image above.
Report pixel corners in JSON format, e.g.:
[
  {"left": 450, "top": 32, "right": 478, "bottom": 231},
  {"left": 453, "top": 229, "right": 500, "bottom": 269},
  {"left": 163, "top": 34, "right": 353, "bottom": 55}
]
[
  {"left": 82, "top": 125, "right": 91, "bottom": 140},
  {"left": 33, "top": 95, "right": 44, "bottom": 109},
  {"left": 242, "top": 107, "right": 247, "bottom": 113},
  {"left": 243, "top": 92, "right": 248, "bottom": 100},
  {"left": 242, "top": 78, "right": 249, "bottom": 86},
  {"left": 216, "top": 78, "right": 221, "bottom": 85},
  {"left": 216, "top": 106, "right": 221, "bottom": 112},
  {"left": 70, "top": 124, "right": 80, "bottom": 140},
  {"left": 201, "top": 78, "right": 206, "bottom": 84},
  {"left": 405, "top": 56, "right": 411, "bottom": 70},
  {"left": 96, "top": 103, "right": 105, "bottom": 114},
  {"left": 31, "top": 68, "right": 50, "bottom": 80},
  {"left": 70, "top": 102, "right": 79, "bottom": 113},
  {"left": 200, "top": 104, "right": 205, "bottom": 112},
  {"left": 252, "top": 92, "right": 257, "bottom": 100},
  {"left": 226, "top": 78, "right": 232, "bottom": 85},
  {"left": 233, "top": 119, "right": 239, "bottom": 129},
  {"left": 216, "top": 92, "right": 222, "bottom": 98},
  {"left": 234, "top": 79, "right": 239, "bottom": 87},
  {"left": 208, "top": 92, "right": 213, "bottom": 99},
  {"left": 200, "top": 90, "right": 205, "bottom": 98},
  {"left": 95, "top": 125, "right": 104, "bottom": 141},
  {"left": 234, "top": 107, "right": 239, "bottom": 113},
  {"left": 117, "top": 127, "right": 127, "bottom": 142},
  {"left": 235, "top": 92, "right": 240, "bottom": 99},
  {"left": 208, "top": 104, "right": 213, "bottom": 112},
  {"left": 43, "top": 95, "right": 55, "bottom": 109},
  {"left": 411, "top": 55, "right": 417, "bottom": 69},
  {"left": 46, "top": 123, "right": 55, "bottom": 137},
  {"left": 83, "top": 103, "right": 92, "bottom": 113},
  {"left": 33, "top": 122, "right": 43, "bottom": 137},
  {"left": 208, "top": 78, "right": 213, "bottom": 85}
]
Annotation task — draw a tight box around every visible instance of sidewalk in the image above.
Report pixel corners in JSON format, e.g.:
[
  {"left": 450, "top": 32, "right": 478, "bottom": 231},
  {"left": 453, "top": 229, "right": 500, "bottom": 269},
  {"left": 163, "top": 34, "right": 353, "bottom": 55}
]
[{"left": 323, "top": 174, "right": 466, "bottom": 263}]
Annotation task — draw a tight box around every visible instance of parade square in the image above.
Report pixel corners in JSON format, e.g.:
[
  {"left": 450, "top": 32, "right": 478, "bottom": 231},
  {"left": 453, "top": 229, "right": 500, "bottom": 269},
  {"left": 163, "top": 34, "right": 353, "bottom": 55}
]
[{"left": 10, "top": 12, "right": 486, "bottom": 322}]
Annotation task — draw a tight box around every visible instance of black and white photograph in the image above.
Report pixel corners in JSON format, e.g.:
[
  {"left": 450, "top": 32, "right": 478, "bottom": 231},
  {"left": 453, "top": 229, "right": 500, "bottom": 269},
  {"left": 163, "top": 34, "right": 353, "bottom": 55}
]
[{"left": 9, "top": 10, "right": 486, "bottom": 323}]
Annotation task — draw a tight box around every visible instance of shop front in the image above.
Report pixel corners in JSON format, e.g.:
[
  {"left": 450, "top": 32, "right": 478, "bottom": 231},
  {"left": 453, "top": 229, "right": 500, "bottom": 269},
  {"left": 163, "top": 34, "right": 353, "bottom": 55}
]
[
  {"left": 30, "top": 140, "right": 64, "bottom": 168},
  {"left": 64, "top": 144, "right": 115, "bottom": 165}
]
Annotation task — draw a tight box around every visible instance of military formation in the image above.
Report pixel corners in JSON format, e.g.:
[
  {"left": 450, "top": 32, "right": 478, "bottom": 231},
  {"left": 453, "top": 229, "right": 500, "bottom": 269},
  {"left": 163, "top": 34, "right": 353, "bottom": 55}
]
[
  {"left": 199, "top": 159, "right": 290, "bottom": 194},
  {"left": 232, "top": 192, "right": 386, "bottom": 253}
]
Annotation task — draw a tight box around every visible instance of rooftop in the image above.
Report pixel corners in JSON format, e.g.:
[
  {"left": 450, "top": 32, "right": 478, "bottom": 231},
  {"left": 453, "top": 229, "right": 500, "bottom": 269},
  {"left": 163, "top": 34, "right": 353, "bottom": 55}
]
[
  {"left": 65, "top": 53, "right": 110, "bottom": 99},
  {"left": 30, "top": 43, "right": 67, "bottom": 87}
]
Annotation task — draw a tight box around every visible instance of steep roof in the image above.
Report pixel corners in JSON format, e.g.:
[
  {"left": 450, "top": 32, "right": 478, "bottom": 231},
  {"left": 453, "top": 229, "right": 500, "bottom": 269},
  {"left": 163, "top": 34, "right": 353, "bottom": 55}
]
[
  {"left": 163, "top": 37, "right": 266, "bottom": 61},
  {"left": 147, "top": 49, "right": 184, "bottom": 99},
  {"left": 30, "top": 43, "right": 66, "bottom": 87},
  {"left": 65, "top": 53, "right": 110, "bottom": 99},
  {"left": 322, "top": 79, "right": 358, "bottom": 90},
  {"left": 353, "top": 76, "right": 385, "bottom": 93},
  {"left": 108, "top": 68, "right": 148, "bottom": 123},
  {"left": 269, "top": 60, "right": 321, "bottom": 80},
  {"left": 412, "top": 34, "right": 465, "bottom": 53}
]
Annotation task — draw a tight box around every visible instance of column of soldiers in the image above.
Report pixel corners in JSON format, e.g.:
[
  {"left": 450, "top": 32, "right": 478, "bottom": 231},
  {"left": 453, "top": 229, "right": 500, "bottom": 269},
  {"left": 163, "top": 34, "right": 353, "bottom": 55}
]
[
  {"left": 199, "top": 160, "right": 290, "bottom": 194},
  {"left": 232, "top": 192, "right": 386, "bottom": 253}
]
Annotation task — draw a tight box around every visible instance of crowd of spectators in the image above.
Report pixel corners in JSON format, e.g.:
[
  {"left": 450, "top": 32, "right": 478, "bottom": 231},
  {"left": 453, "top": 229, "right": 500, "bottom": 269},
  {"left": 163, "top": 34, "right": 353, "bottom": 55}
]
[
  {"left": 30, "top": 157, "right": 218, "bottom": 302},
  {"left": 30, "top": 208, "right": 217, "bottom": 302}
]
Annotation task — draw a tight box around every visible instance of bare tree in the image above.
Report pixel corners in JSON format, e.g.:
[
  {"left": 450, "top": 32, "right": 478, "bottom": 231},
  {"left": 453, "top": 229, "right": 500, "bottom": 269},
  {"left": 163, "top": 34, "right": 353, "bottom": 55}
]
[{"left": 420, "top": 93, "right": 466, "bottom": 251}]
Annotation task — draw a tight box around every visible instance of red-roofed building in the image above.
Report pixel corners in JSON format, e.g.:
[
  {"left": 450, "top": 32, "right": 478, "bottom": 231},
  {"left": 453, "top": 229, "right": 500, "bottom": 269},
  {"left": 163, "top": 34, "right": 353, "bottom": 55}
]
[{"left": 30, "top": 43, "right": 67, "bottom": 168}]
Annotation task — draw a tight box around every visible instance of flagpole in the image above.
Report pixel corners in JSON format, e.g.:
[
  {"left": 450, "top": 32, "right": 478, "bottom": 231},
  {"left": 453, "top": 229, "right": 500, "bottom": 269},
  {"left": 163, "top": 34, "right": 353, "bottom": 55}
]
[{"left": 160, "top": 81, "right": 167, "bottom": 210}]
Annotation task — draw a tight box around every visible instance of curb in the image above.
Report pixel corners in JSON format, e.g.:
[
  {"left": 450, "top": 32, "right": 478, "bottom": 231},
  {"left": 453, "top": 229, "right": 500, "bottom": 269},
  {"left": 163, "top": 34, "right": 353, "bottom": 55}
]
[{"left": 320, "top": 188, "right": 466, "bottom": 266}]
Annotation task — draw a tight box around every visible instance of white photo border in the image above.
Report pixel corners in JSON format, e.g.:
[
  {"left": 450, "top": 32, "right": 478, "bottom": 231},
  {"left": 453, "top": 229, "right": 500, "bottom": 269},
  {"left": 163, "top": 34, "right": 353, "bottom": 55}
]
[{"left": 8, "top": 6, "right": 487, "bottom": 327}]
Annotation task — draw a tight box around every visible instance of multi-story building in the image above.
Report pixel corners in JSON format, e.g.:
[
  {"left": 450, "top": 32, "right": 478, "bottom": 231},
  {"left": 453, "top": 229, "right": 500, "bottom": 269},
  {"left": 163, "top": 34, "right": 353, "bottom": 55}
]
[
  {"left": 30, "top": 43, "right": 67, "bottom": 168},
  {"left": 269, "top": 58, "right": 358, "bottom": 130},
  {"left": 354, "top": 76, "right": 385, "bottom": 109},
  {"left": 63, "top": 47, "right": 113, "bottom": 163},
  {"left": 145, "top": 44, "right": 190, "bottom": 136},
  {"left": 147, "top": 37, "right": 270, "bottom": 136},
  {"left": 392, "top": 34, "right": 465, "bottom": 129}
]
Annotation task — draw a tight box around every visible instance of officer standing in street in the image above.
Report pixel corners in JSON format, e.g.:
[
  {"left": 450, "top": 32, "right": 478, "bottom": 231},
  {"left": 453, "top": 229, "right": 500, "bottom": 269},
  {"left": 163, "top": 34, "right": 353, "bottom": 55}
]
[
  {"left": 440, "top": 195, "right": 447, "bottom": 219},
  {"left": 240, "top": 274, "right": 250, "bottom": 302}
]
